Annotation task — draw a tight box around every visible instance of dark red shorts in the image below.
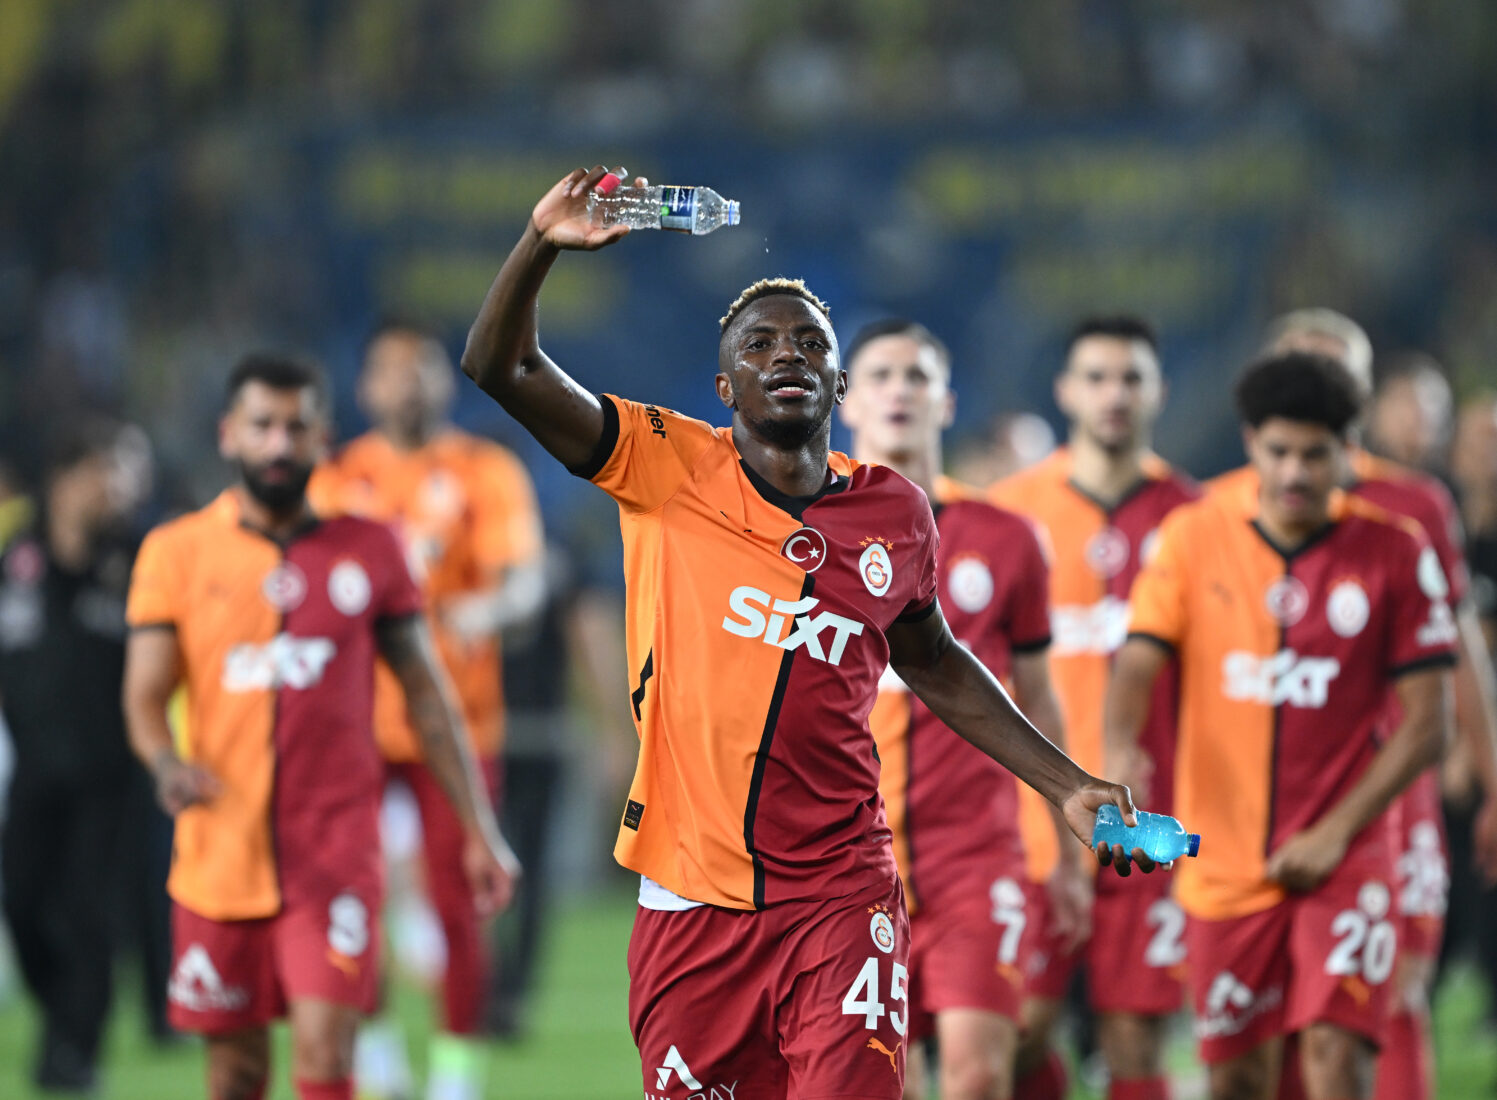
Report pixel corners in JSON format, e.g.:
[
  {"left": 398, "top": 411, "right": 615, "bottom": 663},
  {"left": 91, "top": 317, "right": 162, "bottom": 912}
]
[
  {"left": 167, "top": 885, "right": 381, "bottom": 1035},
  {"left": 1087, "top": 869, "right": 1188, "bottom": 1015},
  {"left": 906, "top": 873, "right": 1026, "bottom": 1041},
  {"left": 1018, "top": 879, "right": 1081, "bottom": 1001},
  {"left": 1391, "top": 778, "right": 1448, "bottom": 961},
  {"left": 628, "top": 875, "right": 910, "bottom": 1099},
  {"left": 1187, "top": 847, "right": 1397, "bottom": 1063}
]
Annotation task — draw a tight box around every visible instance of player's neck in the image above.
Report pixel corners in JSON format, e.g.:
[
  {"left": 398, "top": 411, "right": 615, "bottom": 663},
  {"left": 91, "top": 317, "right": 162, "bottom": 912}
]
[
  {"left": 1067, "top": 433, "right": 1147, "bottom": 505},
  {"left": 378, "top": 421, "right": 441, "bottom": 452},
  {"left": 1254, "top": 503, "right": 1330, "bottom": 552},
  {"left": 853, "top": 437, "right": 939, "bottom": 497},
  {"left": 734, "top": 424, "right": 833, "bottom": 498},
  {"left": 234, "top": 486, "right": 318, "bottom": 543}
]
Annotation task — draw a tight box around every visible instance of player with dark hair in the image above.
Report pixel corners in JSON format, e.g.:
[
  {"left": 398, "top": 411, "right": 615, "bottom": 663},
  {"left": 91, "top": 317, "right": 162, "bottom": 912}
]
[
  {"left": 458, "top": 165, "right": 1155, "bottom": 1098},
  {"left": 310, "top": 323, "right": 545, "bottom": 1100},
  {"left": 1213, "top": 316, "right": 1497, "bottom": 1100},
  {"left": 840, "top": 318, "right": 1079, "bottom": 1100},
  {"left": 1107, "top": 352, "right": 1457, "bottom": 1100},
  {"left": 991, "top": 315, "right": 1198, "bottom": 1100},
  {"left": 123, "top": 354, "right": 517, "bottom": 1100}
]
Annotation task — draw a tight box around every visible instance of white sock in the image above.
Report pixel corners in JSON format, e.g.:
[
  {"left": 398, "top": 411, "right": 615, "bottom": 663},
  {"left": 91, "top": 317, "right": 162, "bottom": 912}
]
[
  {"left": 425, "top": 1033, "right": 485, "bottom": 1100},
  {"left": 355, "top": 1018, "right": 414, "bottom": 1100}
]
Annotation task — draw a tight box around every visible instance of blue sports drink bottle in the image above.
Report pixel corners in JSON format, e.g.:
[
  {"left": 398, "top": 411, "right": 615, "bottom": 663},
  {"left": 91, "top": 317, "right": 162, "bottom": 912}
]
[{"left": 1092, "top": 804, "right": 1201, "bottom": 862}]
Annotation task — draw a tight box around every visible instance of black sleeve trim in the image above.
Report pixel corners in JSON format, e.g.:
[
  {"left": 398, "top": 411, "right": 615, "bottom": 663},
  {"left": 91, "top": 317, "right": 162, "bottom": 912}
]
[
  {"left": 896, "top": 597, "right": 939, "bottom": 624},
  {"left": 1010, "top": 635, "right": 1052, "bottom": 655},
  {"left": 1126, "top": 631, "right": 1177, "bottom": 654},
  {"left": 128, "top": 621, "right": 177, "bottom": 633},
  {"left": 1388, "top": 652, "right": 1458, "bottom": 679},
  {"left": 566, "top": 393, "right": 622, "bottom": 481}
]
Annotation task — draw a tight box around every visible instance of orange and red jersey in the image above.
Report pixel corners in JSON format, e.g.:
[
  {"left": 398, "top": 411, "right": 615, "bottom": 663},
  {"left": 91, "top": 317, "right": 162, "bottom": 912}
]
[
  {"left": 309, "top": 430, "right": 542, "bottom": 762},
  {"left": 870, "top": 484, "right": 1051, "bottom": 912},
  {"left": 126, "top": 491, "right": 423, "bottom": 920},
  {"left": 575, "top": 395, "right": 939, "bottom": 911},
  {"left": 1128, "top": 492, "right": 1457, "bottom": 920},
  {"left": 989, "top": 450, "right": 1198, "bottom": 881},
  {"left": 1209, "top": 452, "right": 1468, "bottom": 887}
]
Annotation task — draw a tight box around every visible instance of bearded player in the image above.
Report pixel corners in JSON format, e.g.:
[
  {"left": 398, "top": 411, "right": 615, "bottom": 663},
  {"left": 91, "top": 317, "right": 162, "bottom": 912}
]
[
  {"left": 458, "top": 165, "right": 1158, "bottom": 1098},
  {"left": 990, "top": 317, "right": 1199, "bottom": 1100}
]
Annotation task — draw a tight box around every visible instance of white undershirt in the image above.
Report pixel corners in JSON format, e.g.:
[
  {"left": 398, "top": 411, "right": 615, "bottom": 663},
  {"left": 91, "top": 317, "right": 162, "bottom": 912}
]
[{"left": 638, "top": 875, "right": 706, "bottom": 911}]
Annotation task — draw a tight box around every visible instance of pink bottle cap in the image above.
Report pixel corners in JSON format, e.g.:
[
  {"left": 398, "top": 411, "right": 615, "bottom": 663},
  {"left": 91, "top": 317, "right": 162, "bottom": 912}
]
[{"left": 594, "top": 167, "right": 626, "bottom": 195}]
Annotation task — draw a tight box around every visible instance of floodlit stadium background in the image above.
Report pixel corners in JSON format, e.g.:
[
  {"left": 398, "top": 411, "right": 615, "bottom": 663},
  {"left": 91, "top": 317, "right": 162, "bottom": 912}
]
[{"left": 2, "top": 2, "right": 1496, "bottom": 1097}]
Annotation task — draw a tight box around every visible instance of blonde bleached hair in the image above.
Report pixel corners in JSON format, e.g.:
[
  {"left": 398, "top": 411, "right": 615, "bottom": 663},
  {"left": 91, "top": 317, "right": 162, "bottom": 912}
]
[
  {"left": 719, "top": 277, "right": 831, "bottom": 334},
  {"left": 1264, "top": 308, "right": 1374, "bottom": 401}
]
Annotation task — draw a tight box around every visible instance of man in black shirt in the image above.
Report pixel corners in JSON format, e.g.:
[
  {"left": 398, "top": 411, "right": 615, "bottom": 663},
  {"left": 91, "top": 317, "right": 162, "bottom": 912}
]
[{"left": 0, "top": 421, "right": 151, "bottom": 1093}]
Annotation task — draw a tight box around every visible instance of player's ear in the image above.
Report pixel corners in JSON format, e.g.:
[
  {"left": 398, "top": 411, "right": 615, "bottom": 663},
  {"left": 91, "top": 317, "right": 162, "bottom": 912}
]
[
  {"left": 217, "top": 413, "right": 234, "bottom": 461},
  {"left": 715, "top": 371, "right": 735, "bottom": 410},
  {"left": 942, "top": 388, "right": 956, "bottom": 430},
  {"left": 1241, "top": 425, "right": 1257, "bottom": 461},
  {"left": 834, "top": 368, "right": 847, "bottom": 406},
  {"left": 1053, "top": 370, "right": 1072, "bottom": 417}
]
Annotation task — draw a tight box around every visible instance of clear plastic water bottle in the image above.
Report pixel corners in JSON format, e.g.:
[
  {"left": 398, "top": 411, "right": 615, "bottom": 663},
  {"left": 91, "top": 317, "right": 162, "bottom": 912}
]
[
  {"left": 1092, "top": 803, "right": 1201, "bottom": 862},
  {"left": 588, "top": 168, "right": 740, "bottom": 235}
]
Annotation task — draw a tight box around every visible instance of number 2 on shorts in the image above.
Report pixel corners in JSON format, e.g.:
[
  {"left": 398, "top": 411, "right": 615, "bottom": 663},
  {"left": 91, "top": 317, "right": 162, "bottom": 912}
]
[{"left": 842, "top": 956, "right": 909, "bottom": 1036}]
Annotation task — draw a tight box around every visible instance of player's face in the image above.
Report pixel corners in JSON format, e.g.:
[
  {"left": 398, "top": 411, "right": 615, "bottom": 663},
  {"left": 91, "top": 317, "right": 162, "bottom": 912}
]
[
  {"left": 717, "top": 296, "right": 845, "bottom": 449},
  {"left": 1056, "top": 336, "right": 1162, "bottom": 453},
  {"left": 1245, "top": 418, "right": 1344, "bottom": 534},
  {"left": 840, "top": 335, "right": 952, "bottom": 461},
  {"left": 360, "top": 332, "right": 454, "bottom": 439},
  {"left": 220, "top": 381, "right": 327, "bottom": 513}
]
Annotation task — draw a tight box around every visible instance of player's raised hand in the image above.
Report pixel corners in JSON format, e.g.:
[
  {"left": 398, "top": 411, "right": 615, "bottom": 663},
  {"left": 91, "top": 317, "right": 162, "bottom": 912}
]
[
  {"left": 463, "top": 829, "right": 522, "bottom": 917},
  {"left": 152, "top": 753, "right": 222, "bottom": 816},
  {"left": 531, "top": 166, "right": 639, "bottom": 251},
  {"left": 1060, "top": 779, "right": 1160, "bottom": 877},
  {"left": 1265, "top": 825, "right": 1346, "bottom": 893}
]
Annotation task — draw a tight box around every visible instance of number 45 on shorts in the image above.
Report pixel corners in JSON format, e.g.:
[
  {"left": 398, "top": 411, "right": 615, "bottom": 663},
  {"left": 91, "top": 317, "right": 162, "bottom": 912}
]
[{"left": 842, "top": 956, "right": 909, "bottom": 1036}]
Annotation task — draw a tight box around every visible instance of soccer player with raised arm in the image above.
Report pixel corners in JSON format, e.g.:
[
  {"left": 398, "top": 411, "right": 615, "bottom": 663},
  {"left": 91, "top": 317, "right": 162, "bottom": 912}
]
[
  {"left": 310, "top": 324, "right": 545, "bottom": 1100},
  {"left": 1106, "top": 353, "right": 1457, "bottom": 1100},
  {"left": 458, "top": 165, "right": 1155, "bottom": 1098},
  {"left": 1210, "top": 310, "right": 1497, "bottom": 1100},
  {"left": 840, "top": 319, "right": 1082, "bottom": 1100},
  {"left": 122, "top": 356, "right": 517, "bottom": 1100},
  {"left": 989, "top": 317, "right": 1198, "bottom": 1100}
]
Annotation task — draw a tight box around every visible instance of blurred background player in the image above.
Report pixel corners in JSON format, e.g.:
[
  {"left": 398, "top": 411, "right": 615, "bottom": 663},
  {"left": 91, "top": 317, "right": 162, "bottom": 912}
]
[
  {"left": 841, "top": 319, "right": 1080, "bottom": 1100},
  {"left": 310, "top": 323, "right": 544, "bottom": 1100},
  {"left": 459, "top": 164, "right": 1153, "bottom": 1099},
  {"left": 0, "top": 419, "right": 159, "bottom": 1093},
  {"left": 1365, "top": 353, "right": 1455, "bottom": 479},
  {"left": 122, "top": 354, "right": 516, "bottom": 1100},
  {"left": 1227, "top": 311, "right": 1497, "bottom": 1100},
  {"left": 1109, "top": 352, "right": 1457, "bottom": 1100},
  {"left": 1440, "top": 393, "right": 1497, "bottom": 1026},
  {"left": 989, "top": 316, "right": 1198, "bottom": 1100}
]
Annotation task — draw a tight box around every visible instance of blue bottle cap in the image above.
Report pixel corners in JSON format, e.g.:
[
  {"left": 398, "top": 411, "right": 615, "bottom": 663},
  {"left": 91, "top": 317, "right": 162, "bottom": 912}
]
[
  {"left": 727, "top": 200, "right": 741, "bottom": 226},
  {"left": 1187, "top": 834, "right": 1201, "bottom": 857}
]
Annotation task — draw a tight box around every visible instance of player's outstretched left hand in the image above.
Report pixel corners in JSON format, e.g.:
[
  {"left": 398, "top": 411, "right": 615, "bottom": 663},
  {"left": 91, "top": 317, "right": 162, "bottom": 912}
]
[
  {"left": 1060, "top": 780, "right": 1160, "bottom": 877},
  {"left": 463, "top": 829, "right": 522, "bottom": 917}
]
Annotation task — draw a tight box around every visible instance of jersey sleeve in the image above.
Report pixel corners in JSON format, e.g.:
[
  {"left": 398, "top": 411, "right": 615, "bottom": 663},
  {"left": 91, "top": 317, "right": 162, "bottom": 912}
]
[
  {"left": 1007, "top": 518, "right": 1052, "bottom": 651},
  {"left": 1387, "top": 532, "right": 1459, "bottom": 677},
  {"left": 568, "top": 394, "right": 717, "bottom": 514},
  {"left": 367, "top": 521, "right": 425, "bottom": 622},
  {"left": 1426, "top": 479, "right": 1471, "bottom": 608},
  {"left": 1126, "top": 509, "right": 1191, "bottom": 650},
  {"left": 471, "top": 446, "right": 544, "bottom": 573},
  {"left": 897, "top": 492, "right": 941, "bottom": 622},
  {"left": 126, "top": 526, "right": 182, "bottom": 628}
]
